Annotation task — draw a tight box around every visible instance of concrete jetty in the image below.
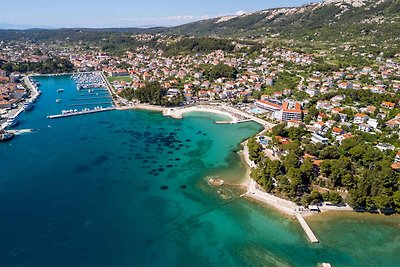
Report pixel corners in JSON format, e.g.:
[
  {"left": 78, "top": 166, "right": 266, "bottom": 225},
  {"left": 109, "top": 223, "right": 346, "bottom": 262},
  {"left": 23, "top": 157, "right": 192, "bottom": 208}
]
[
  {"left": 100, "top": 72, "right": 120, "bottom": 107},
  {"left": 243, "top": 144, "right": 320, "bottom": 244},
  {"left": 8, "top": 129, "right": 34, "bottom": 135},
  {"left": 47, "top": 107, "right": 116, "bottom": 119},
  {"left": 295, "top": 214, "right": 319, "bottom": 243}
]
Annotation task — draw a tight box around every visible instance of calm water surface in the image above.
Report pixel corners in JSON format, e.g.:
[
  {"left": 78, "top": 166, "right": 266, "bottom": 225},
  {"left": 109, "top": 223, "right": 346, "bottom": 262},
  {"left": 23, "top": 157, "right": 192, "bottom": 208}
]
[{"left": 0, "top": 75, "right": 399, "bottom": 267}]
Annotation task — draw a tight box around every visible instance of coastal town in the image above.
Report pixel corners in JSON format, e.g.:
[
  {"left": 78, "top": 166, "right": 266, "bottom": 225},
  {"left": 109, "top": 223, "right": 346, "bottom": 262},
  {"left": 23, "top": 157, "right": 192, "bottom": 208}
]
[
  {"left": 1, "top": 0, "right": 400, "bottom": 266},
  {"left": 1, "top": 33, "right": 400, "bottom": 235}
]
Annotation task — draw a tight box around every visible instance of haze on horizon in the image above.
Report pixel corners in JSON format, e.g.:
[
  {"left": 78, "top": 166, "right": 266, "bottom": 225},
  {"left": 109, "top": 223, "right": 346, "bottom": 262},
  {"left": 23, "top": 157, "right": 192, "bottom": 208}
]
[{"left": 1, "top": 0, "right": 319, "bottom": 29}]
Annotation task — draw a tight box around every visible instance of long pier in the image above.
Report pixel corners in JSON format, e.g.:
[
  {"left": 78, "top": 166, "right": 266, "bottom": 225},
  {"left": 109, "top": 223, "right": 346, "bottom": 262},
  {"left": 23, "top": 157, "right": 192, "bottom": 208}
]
[
  {"left": 100, "top": 72, "right": 119, "bottom": 106},
  {"left": 77, "top": 88, "right": 107, "bottom": 92},
  {"left": 47, "top": 107, "right": 116, "bottom": 119},
  {"left": 295, "top": 214, "right": 319, "bottom": 243},
  {"left": 8, "top": 129, "right": 34, "bottom": 135}
]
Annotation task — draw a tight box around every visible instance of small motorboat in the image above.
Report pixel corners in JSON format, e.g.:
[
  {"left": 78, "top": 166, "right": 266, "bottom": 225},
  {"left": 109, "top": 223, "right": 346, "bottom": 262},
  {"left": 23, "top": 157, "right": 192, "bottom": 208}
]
[
  {"left": 0, "top": 130, "right": 14, "bottom": 142},
  {"left": 23, "top": 102, "right": 33, "bottom": 111}
]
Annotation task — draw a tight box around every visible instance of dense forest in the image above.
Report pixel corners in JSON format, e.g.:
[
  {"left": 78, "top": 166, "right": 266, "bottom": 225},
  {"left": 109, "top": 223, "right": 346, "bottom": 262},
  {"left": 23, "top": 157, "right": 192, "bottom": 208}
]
[
  {"left": 163, "top": 37, "right": 236, "bottom": 56},
  {"left": 118, "top": 82, "right": 182, "bottom": 107},
  {"left": 203, "top": 63, "right": 237, "bottom": 80},
  {"left": 0, "top": 58, "right": 74, "bottom": 74}
]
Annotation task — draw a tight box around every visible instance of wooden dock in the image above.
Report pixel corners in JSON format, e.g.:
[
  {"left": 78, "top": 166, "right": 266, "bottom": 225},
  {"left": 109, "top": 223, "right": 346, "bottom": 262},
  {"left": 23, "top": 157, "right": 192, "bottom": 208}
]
[
  {"left": 47, "top": 107, "right": 116, "bottom": 119},
  {"left": 295, "top": 214, "right": 319, "bottom": 243}
]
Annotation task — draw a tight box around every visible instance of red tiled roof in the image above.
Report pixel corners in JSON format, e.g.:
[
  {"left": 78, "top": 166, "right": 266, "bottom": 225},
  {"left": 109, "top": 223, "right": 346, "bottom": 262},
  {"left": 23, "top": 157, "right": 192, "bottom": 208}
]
[
  {"left": 332, "top": 127, "right": 343, "bottom": 133},
  {"left": 355, "top": 113, "right": 367, "bottom": 118},
  {"left": 282, "top": 102, "right": 302, "bottom": 113},
  {"left": 391, "top": 162, "right": 400, "bottom": 170},
  {"left": 257, "top": 100, "right": 281, "bottom": 109}
]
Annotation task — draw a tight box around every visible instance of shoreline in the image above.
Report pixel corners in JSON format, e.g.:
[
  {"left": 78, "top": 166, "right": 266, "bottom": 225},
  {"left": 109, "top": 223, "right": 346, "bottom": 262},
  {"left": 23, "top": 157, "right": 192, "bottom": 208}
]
[
  {"left": 239, "top": 139, "right": 355, "bottom": 218},
  {"left": 164, "top": 105, "right": 240, "bottom": 123},
  {"left": 117, "top": 102, "right": 380, "bottom": 224},
  {"left": 1, "top": 75, "right": 40, "bottom": 131},
  {"left": 163, "top": 104, "right": 275, "bottom": 127},
  {"left": 6, "top": 76, "right": 371, "bottom": 220}
]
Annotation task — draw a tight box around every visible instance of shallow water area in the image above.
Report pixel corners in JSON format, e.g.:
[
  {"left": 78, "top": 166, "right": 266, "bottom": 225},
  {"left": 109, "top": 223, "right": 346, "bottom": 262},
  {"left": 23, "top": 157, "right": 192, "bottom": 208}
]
[{"left": 0, "top": 75, "right": 399, "bottom": 267}]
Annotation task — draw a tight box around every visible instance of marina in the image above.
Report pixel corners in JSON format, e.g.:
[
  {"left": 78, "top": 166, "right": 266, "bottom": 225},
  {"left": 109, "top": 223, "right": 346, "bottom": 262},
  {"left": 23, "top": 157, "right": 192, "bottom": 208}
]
[
  {"left": 72, "top": 72, "right": 106, "bottom": 90},
  {"left": 33, "top": 72, "right": 116, "bottom": 121},
  {"left": 0, "top": 72, "right": 116, "bottom": 136}
]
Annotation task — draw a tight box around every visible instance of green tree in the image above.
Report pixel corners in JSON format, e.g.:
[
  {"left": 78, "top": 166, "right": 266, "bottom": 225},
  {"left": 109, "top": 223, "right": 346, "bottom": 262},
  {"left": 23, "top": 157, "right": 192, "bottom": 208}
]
[
  {"left": 393, "top": 191, "right": 400, "bottom": 213},
  {"left": 247, "top": 137, "right": 264, "bottom": 163},
  {"left": 283, "top": 152, "right": 300, "bottom": 170},
  {"left": 205, "top": 63, "right": 237, "bottom": 79}
]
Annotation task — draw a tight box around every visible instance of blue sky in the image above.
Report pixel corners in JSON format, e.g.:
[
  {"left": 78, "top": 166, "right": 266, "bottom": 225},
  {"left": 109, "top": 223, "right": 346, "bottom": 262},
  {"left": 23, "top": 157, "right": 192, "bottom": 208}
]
[{"left": 2, "top": 0, "right": 318, "bottom": 28}]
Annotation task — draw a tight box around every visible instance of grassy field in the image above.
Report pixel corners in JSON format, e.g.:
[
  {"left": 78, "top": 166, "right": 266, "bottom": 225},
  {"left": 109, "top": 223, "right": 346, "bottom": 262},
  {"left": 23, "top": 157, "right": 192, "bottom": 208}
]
[{"left": 107, "top": 76, "right": 133, "bottom": 83}]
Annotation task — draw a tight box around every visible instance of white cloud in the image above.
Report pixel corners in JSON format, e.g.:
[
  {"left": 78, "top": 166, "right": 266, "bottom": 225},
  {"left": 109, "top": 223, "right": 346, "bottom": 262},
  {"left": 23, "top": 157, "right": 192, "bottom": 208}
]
[
  {"left": 117, "top": 10, "right": 249, "bottom": 27},
  {"left": 118, "top": 13, "right": 229, "bottom": 27},
  {"left": 120, "top": 14, "right": 212, "bottom": 23}
]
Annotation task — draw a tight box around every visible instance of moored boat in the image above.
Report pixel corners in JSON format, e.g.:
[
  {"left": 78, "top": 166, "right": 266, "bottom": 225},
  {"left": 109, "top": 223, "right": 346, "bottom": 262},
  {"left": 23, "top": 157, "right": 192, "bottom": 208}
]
[
  {"left": 56, "top": 99, "right": 62, "bottom": 103},
  {"left": 57, "top": 88, "right": 64, "bottom": 92},
  {"left": 23, "top": 102, "right": 33, "bottom": 111},
  {"left": 0, "top": 130, "right": 14, "bottom": 142},
  {"left": 5, "top": 116, "right": 19, "bottom": 128}
]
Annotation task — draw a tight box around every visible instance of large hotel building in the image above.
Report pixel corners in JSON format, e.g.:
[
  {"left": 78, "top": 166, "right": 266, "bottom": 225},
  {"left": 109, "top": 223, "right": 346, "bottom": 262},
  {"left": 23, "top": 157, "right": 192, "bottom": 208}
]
[{"left": 256, "top": 99, "right": 303, "bottom": 121}]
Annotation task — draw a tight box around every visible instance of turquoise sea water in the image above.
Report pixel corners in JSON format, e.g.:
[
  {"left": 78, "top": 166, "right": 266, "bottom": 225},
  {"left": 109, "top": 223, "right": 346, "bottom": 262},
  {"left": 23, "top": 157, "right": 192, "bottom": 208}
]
[{"left": 0, "top": 75, "right": 399, "bottom": 267}]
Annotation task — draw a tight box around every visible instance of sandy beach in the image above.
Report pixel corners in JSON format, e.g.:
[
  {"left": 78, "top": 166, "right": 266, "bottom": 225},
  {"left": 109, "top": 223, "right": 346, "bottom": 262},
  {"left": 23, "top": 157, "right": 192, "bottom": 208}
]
[{"left": 164, "top": 105, "right": 240, "bottom": 123}]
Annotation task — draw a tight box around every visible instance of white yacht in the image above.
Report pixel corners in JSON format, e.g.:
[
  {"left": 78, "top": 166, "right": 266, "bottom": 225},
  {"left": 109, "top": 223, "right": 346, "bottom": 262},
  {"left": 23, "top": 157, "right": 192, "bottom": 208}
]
[
  {"left": 6, "top": 116, "right": 19, "bottom": 127},
  {"left": 23, "top": 102, "right": 33, "bottom": 111}
]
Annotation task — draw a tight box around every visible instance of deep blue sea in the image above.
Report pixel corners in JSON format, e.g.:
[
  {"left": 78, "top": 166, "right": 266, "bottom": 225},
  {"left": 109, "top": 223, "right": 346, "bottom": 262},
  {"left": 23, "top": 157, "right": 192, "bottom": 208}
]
[{"left": 0, "top": 75, "right": 399, "bottom": 267}]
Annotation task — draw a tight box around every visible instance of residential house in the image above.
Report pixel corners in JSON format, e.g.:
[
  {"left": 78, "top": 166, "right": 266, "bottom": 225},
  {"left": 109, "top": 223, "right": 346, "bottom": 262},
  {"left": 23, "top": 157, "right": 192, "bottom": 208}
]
[
  {"left": 353, "top": 113, "right": 368, "bottom": 124},
  {"left": 311, "top": 133, "right": 329, "bottom": 145},
  {"left": 358, "top": 123, "right": 371, "bottom": 132},
  {"left": 381, "top": 101, "right": 395, "bottom": 109},
  {"left": 395, "top": 151, "right": 400, "bottom": 163},
  {"left": 332, "top": 127, "right": 344, "bottom": 136},
  {"left": 367, "top": 118, "right": 379, "bottom": 129},
  {"left": 336, "top": 133, "right": 353, "bottom": 144}
]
